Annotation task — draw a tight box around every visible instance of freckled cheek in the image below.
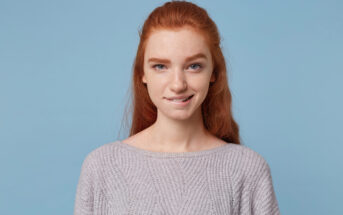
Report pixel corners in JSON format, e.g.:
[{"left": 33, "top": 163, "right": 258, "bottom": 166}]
[
  {"left": 146, "top": 81, "right": 165, "bottom": 99},
  {"left": 189, "top": 77, "right": 211, "bottom": 89}
]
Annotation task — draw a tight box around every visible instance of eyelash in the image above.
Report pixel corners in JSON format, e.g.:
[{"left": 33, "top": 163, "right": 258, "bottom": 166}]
[{"left": 152, "top": 63, "right": 202, "bottom": 71}]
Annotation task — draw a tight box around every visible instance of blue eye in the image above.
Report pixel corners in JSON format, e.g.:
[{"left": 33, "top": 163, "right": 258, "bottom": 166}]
[
  {"left": 152, "top": 64, "right": 165, "bottom": 70},
  {"left": 152, "top": 63, "right": 202, "bottom": 71},
  {"left": 189, "top": 63, "right": 202, "bottom": 70}
]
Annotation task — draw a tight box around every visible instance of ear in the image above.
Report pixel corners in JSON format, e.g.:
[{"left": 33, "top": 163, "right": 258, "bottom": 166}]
[{"left": 142, "top": 74, "right": 147, "bottom": 84}]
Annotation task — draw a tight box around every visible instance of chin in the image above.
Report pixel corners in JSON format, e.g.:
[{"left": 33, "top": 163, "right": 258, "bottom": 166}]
[
  {"left": 156, "top": 109, "right": 191, "bottom": 120},
  {"left": 167, "top": 111, "right": 197, "bottom": 121}
]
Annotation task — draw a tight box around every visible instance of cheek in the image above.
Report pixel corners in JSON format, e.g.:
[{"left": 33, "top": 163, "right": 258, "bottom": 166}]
[
  {"left": 145, "top": 79, "right": 166, "bottom": 103},
  {"left": 190, "top": 76, "right": 211, "bottom": 91}
]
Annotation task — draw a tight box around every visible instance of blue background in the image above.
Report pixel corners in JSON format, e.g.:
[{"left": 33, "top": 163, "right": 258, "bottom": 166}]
[{"left": 1, "top": 0, "right": 342, "bottom": 214}]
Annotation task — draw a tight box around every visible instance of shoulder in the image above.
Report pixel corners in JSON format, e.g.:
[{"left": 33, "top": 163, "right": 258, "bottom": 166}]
[
  {"left": 225, "top": 143, "right": 267, "bottom": 161},
  {"left": 237, "top": 143, "right": 267, "bottom": 158},
  {"left": 85, "top": 141, "right": 118, "bottom": 157},
  {"left": 80, "top": 141, "right": 122, "bottom": 173},
  {"left": 222, "top": 143, "right": 271, "bottom": 177}
]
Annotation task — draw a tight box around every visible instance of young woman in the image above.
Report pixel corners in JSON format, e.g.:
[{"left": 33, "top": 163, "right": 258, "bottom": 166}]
[{"left": 74, "top": 1, "right": 281, "bottom": 214}]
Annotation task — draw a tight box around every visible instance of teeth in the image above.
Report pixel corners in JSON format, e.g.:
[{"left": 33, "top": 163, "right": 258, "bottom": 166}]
[
  {"left": 170, "top": 95, "right": 191, "bottom": 102},
  {"left": 171, "top": 98, "right": 186, "bottom": 102}
]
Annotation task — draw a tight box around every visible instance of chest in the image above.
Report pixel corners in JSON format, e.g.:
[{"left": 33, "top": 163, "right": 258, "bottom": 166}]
[{"left": 97, "top": 157, "right": 250, "bottom": 214}]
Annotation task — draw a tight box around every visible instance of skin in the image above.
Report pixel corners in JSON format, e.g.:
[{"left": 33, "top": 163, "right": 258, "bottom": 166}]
[{"left": 122, "top": 27, "right": 227, "bottom": 152}]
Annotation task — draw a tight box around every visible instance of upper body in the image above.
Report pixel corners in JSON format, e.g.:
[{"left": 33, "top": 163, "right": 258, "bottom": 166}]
[
  {"left": 74, "top": 2, "right": 281, "bottom": 214},
  {"left": 74, "top": 140, "right": 281, "bottom": 215}
]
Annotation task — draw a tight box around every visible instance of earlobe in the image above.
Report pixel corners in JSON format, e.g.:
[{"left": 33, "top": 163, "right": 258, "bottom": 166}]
[{"left": 142, "top": 75, "right": 147, "bottom": 84}]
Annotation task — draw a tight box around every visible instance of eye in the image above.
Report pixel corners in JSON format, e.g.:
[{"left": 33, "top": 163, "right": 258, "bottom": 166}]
[
  {"left": 188, "top": 63, "right": 202, "bottom": 71},
  {"left": 152, "top": 64, "right": 166, "bottom": 70}
]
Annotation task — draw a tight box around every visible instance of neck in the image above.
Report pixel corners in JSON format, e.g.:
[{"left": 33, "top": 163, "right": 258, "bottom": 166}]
[{"left": 146, "top": 108, "right": 212, "bottom": 152}]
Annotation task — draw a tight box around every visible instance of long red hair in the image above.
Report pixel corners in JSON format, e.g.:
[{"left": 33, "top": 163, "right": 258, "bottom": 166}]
[{"left": 120, "top": 0, "right": 241, "bottom": 145}]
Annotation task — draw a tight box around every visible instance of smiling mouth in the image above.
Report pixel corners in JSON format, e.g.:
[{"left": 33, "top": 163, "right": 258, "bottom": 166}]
[{"left": 166, "top": 94, "right": 194, "bottom": 102}]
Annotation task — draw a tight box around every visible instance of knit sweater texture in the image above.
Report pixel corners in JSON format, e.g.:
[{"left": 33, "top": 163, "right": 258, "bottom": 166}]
[{"left": 74, "top": 140, "right": 281, "bottom": 215}]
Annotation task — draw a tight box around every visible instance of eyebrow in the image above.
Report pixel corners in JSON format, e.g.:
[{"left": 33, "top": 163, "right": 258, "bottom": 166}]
[{"left": 147, "top": 53, "right": 208, "bottom": 64}]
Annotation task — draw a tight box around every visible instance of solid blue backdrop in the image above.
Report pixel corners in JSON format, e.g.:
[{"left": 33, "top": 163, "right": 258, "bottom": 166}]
[{"left": 1, "top": 0, "right": 342, "bottom": 214}]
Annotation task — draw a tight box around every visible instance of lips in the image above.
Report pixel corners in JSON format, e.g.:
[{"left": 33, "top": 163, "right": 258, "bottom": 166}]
[
  {"left": 165, "top": 94, "right": 194, "bottom": 100},
  {"left": 166, "top": 95, "right": 193, "bottom": 101}
]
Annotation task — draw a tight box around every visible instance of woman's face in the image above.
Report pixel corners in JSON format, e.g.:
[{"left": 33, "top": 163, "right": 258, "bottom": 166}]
[{"left": 142, "top": 27, "right": 215, "bottom": 121}]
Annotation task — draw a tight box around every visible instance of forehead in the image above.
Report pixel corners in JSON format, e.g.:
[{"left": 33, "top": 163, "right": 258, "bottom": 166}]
[{"left": 144, "top": 28, "right": 210, "bottom": 59}]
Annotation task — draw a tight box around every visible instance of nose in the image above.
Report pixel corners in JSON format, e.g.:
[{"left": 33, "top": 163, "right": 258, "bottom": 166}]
[{"left": 170, "top": 68, "right": 187, "bottom": 93}]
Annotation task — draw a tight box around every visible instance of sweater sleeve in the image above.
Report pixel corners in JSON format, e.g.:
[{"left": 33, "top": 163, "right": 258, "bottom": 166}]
[
  {"left": 251, "top": 160, "right": 281, "bottom": 215},
  {"left": 74, "top": 153, "right": 96, "bottom": 215}
]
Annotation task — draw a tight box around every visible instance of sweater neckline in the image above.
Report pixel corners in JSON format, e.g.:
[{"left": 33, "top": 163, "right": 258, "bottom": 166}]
[{"left": 115, "top": 140, "right": 233, "bottom": 158}]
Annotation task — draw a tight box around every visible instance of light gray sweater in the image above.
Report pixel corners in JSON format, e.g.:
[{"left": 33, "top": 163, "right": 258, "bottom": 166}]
[{"left": 74, "top": 140, "right": 280, "bottom": 214}]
